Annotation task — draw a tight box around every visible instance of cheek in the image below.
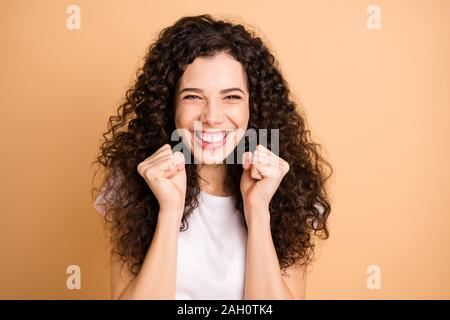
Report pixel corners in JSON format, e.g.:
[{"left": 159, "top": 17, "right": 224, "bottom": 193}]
[
  {"left": 174, "top": 106, "right": 196, "bottom": 128},
  {"left": 233, "top": 104, "right": 250, "bottom": 128}
]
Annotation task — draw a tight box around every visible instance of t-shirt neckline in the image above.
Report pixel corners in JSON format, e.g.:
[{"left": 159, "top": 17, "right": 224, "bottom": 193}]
[{"left": 199, "top": 190, "right": 234, "bottom": 203}]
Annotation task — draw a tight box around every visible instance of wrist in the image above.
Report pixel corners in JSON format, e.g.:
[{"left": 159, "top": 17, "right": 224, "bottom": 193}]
[
  {"left": 158, "top": 208, "right": 184, "bottom": 228},
  {"left": 243, "top": 206, "right": 271, "bottom": 228},
  {"left": 243, "top": 201, "right": 270, "bottom": 215}
]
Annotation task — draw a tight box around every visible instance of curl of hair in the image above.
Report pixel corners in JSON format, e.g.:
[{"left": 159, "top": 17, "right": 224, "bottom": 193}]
[{"left": 91, "top": 14, "right": 333, "bottom": 277}]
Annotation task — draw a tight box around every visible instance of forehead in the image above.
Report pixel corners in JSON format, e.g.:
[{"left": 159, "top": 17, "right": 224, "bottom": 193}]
[{"left": 178, "top": 52, "right": 248, "bottom": 92}]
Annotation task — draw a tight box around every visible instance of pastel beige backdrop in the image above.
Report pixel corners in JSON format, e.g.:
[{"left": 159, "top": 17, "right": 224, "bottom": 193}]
[{"left": 1, "top": 0, "right": 449, "bottom": 299}]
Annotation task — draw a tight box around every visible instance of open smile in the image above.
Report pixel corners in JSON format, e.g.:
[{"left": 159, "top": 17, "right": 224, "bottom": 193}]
[{"left": 191, "top": 130, "right": 233, "bottom": 150}]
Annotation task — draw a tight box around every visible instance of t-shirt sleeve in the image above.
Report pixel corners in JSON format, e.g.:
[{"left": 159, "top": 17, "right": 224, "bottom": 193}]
[
  {"left": 93, "top": 187, "right": 109, "bottom": 216},
  {"left": 92, "top": 170, "right": 125, "bottom": 216}
]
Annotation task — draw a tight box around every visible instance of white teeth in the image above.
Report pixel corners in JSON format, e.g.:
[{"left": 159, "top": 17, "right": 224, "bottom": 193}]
[{"left": 194, "top": 131, "right": 230, "bottom": 143}]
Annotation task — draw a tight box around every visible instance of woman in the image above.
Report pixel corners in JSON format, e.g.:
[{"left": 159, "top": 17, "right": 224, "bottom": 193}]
[{"left": 92, "top": 14, "right": 332, "bottom": 300}]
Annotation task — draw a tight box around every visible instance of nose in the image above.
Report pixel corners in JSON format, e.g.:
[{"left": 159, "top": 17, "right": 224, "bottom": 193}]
[{"left": 199, "top": 99, "right": 224, "bottom": 126}]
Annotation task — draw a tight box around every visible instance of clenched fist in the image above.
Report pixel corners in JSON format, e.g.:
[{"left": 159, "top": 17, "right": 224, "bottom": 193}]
[
  {"left": 240, "top": 144, "right": 290, "bottom": 216},
  {"left": 137, "top": 144, "right": 187, "bottom": 219}
]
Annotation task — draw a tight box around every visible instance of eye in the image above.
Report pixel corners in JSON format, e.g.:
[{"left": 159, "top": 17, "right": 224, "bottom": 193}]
[
  {"left": 183, "top": 95, "right": 202, "bottom": 100},
  {"left": 224, "top": 95, "right": 242, "bottom": 100}
]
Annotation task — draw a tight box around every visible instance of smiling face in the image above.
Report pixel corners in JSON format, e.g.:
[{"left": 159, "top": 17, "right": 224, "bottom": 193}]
[{"left": 174, "top": 51, "right": 250, "bottom": 165}]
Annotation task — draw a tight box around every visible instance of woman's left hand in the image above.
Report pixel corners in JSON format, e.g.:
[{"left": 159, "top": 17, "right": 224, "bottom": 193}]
[{"left": 240, "top": 144, "right": 290, "bottom": 214}]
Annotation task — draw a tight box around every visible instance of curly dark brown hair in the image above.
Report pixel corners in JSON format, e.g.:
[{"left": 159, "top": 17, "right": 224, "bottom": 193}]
[{"left": 91, "top": 14, "right": 333, "bottom": 277}]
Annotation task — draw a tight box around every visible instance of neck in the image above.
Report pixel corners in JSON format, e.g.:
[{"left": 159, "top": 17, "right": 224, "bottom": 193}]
[{"left": 196, "top": 164, "right": 229, "bottom": 196}]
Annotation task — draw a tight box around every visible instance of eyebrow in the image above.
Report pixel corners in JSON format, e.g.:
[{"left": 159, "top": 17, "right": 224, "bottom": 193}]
[{"left": 179, "top": 87, "right": 245, "bottom": 95}]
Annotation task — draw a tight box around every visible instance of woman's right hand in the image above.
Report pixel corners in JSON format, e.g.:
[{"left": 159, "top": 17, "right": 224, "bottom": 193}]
[{"left": 137, "top": 144, "right": 187, "bottom": 219}]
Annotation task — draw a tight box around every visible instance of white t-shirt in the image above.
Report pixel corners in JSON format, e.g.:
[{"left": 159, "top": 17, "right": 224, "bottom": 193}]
[
  {"left": 93, "top": 189, "right": 248, "bottom": 300},
  {"left": 176, "top": 190, "right": 247, "bottom": 300}
]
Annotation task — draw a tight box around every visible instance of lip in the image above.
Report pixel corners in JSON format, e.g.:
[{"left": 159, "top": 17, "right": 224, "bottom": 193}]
[{"left": 190, "top": 130, "right": 233, "bottom": 150}]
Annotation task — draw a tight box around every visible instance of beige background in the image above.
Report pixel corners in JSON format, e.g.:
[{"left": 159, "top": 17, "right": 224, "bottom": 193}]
[{"left": 1, "top": 0, "right": 449, "bottom": 299}]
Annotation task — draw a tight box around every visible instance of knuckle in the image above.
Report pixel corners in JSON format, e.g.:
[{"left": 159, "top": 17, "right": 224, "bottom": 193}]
[
  {"left": 139, "top": 166, "right": 150, "bottom": 179},
  {"left": 163, "top": 147, "right": 173, "bottom": 155},
  {"left": 159, "top": 157, "right": 173, "bottom": 168},
  {"left": 157, "top": 144, "right": 171, "bottom": 153},
  {"left": 278, "top": 168, "right": 284, "bottom": 177},
  {"left": 284, "top": 161, "right": 290, "bottom": 171}
]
